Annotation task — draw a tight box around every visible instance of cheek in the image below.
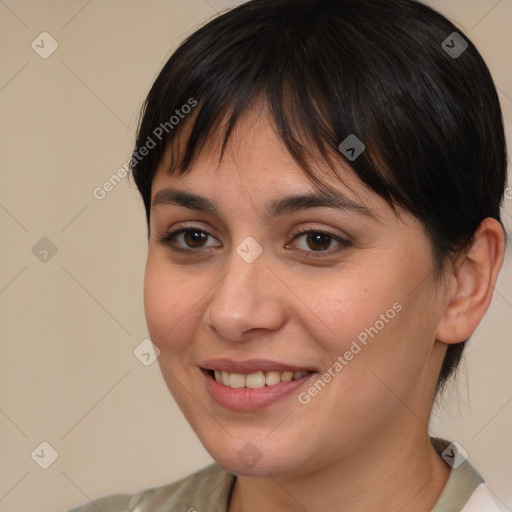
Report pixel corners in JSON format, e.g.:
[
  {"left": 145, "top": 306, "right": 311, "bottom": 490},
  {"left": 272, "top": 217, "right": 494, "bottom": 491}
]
[
  {"left": 303, "top": 271, "right": 396, "bottom": 350},
  {"left": 306, "top": 253, "right": 434, "bottom": 380},
  {"left": 143, "top": 255, "right": 201, "bottom": 353}
]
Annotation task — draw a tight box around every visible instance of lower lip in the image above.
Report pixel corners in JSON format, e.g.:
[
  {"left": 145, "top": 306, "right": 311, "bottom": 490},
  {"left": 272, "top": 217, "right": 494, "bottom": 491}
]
[{"left": 201, "top": 369, "right": 317, "bottom": 411}]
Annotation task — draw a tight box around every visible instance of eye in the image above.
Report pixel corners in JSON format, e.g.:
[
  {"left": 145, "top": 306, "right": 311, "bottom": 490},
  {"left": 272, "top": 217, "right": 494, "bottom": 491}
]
[
  {"left": 157, "top": 227, "right": 219, "bottom": 252},
  {"left": 288, "top": 227, "right": 351, "bottom": 257},
  {"left": 157, "top": 225, "right": 351, "bottom": 258}
]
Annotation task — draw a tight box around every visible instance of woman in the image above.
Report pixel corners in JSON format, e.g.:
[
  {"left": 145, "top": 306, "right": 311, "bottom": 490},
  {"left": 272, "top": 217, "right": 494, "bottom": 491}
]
[{"left": 68, "top": 0, "right": 508, "bottom": 510}]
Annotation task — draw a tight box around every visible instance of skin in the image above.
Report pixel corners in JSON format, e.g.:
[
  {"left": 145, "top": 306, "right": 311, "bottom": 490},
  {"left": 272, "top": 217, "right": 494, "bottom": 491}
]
[{"left": 143, "top": 105, "right": 505, "bottom": 512}]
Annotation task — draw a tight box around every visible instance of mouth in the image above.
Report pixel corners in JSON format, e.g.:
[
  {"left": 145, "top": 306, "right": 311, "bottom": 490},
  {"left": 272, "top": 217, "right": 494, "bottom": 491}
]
[
  {"left": 203, "top": 368, "right": 313, "bottom": 388},
  {"left": 199, "top": 360, "right": 318, "bottom": 411},
  {"left": 199, "top": 358, "right": 319, "bottom": 410}
]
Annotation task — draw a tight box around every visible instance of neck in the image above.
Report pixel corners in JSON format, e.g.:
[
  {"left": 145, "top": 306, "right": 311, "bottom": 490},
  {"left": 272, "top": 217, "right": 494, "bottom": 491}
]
[{"left": 228, "top": 427, "right": 450, "bottom": 512}]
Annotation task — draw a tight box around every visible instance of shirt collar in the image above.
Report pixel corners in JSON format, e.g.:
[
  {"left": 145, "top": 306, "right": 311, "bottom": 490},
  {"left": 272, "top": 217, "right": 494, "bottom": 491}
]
[{"left": 430, "top": 437, "right": 484, "bottom": 511}]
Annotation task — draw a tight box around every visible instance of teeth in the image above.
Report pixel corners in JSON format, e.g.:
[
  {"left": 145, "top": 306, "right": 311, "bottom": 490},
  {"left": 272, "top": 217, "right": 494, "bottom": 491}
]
[
  {"left": 246, "top": 371, "right": 266, "bottom": 388},
  {"left": 265, "top": 371, "right": 281, "bottom": 386},
  {"left": 229, "top": 372, "right": 246, "bottom": 388},
  {"left": 212, "top": 369, "right": 311, "bottom": 388},
  {"left": 281, "top": 371, "right": 293, "bottom": 382}
]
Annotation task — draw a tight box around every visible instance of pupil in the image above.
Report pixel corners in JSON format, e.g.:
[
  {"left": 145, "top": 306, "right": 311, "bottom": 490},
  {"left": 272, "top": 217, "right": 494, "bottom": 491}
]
[
  {"left": 308, "top": 233, "right": 330, "bottom": 250},
  {"left": 186, "top": 230, "right": 207, "bottom": 247}
]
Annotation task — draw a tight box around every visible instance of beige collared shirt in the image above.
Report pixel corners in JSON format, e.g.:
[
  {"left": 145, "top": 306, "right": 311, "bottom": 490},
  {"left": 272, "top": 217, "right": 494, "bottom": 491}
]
[{"left": 67, "top": 438, "right": 502, "bottom": 512}]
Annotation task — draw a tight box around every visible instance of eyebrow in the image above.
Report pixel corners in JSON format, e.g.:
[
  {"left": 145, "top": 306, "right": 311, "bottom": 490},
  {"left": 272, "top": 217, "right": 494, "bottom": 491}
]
[{"left": 151, "top": 188, "right": 378, "bottom": 219}]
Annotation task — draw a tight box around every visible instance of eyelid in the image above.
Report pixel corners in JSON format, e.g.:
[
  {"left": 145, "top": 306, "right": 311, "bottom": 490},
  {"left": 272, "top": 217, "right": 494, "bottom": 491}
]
[{"left": 291, "top": 224, "right": 350, "bottom": 241}]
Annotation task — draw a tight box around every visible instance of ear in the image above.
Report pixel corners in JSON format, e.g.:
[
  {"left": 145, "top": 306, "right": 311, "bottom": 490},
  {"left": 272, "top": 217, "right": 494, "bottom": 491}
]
[{"left": 435, "top": 217, "right": 505, "bottom": 344}]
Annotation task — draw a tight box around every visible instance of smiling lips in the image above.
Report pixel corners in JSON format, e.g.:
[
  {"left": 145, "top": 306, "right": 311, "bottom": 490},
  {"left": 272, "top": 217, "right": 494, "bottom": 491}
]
[
  {"left": 201, "top": 358, "right": 316, "bottom": 388},
  {"left": 199, "top": 358, "right": 317, "bottom": 409},
  {"left": 213, "top": 369, "right": 312, "bottom": 388}
]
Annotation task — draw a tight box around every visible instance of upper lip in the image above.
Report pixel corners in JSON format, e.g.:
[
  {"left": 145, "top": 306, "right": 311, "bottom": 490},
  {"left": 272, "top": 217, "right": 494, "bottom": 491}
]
[{"left": 200, "top": 358, "right": 316, "bottom": 374}]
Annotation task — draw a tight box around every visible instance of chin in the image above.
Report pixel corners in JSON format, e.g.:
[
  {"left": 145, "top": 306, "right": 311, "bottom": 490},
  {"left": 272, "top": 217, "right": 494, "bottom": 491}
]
[
  {"left": 213, "top": 453, "right": 296, "bottom": 477},
  {"left": 200, "top": 435, "right": 311, "bottom": 478}
]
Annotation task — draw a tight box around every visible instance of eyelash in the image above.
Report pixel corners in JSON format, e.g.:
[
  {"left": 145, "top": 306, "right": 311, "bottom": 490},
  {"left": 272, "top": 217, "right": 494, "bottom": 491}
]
[{"left": 156, "top": 224, "right": 352, "bottom": 259}]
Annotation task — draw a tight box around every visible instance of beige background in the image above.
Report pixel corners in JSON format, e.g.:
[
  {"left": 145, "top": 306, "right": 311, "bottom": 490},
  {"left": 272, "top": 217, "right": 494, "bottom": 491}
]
[{"left": 0, "top": 1, "right": 511, "bottom": 511}]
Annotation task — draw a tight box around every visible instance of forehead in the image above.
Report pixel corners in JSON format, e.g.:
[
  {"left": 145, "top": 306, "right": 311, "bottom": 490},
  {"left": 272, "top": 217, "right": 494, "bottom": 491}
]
[
  {"left": 150, "top": 106, "right": 399, "bottom": 226},
  {"left": 149, "top": 111, "right": 434, "bottom": 251},
  {"left": 154, "top": 107, "right": 355, "bottom": 195}
]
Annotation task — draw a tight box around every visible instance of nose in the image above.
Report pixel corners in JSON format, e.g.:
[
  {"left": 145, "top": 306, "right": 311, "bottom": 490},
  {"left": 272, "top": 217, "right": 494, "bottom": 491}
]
[{"left": 204, "top": 248, "right": 287, "bottom": 342}]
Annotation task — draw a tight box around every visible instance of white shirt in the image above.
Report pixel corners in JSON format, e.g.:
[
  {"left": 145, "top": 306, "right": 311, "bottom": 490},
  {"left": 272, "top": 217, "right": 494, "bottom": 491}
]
[{"left": 461, "top": 484, "right": 503, "bottom": 511}]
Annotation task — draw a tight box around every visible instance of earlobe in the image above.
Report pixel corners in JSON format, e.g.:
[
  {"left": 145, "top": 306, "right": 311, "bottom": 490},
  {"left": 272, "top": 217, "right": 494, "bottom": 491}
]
[{"left": 435, "top": 218, "right": 505, "bottom": 345}]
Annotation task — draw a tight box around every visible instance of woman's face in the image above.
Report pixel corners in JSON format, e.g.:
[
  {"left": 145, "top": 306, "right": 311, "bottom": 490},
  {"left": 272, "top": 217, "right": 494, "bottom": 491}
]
[{"left": 144, "top": 108, "right": 449, "bottom": 477}]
